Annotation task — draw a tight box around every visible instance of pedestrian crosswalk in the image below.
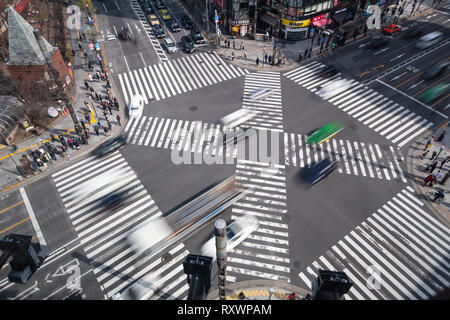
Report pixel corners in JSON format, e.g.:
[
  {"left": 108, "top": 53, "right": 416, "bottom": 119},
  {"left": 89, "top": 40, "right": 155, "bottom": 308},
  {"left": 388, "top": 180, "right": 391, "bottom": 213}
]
[
  {"left": 117, "top": 52, "right": 249, "bottom": 105},
  {"left": 284, "top": 133, "right": 407, "bottom": 183},
  {"left": 242, "top": 72, "right": 284, "bottom": 132},
  {"left": 298, "top": 186, "right": 450, "bottom": 300},
  {"left": 229, "top": 160, "right": 291, "bottom": 283},
  {"left": 284, "top": 61, "right": 434, "bottom": 148},
  {"left": 51, "top": 151, "right": 189, "bottom": 300},
  {"left": 130, "top": 0, "right": 168, "bottom": 63}
]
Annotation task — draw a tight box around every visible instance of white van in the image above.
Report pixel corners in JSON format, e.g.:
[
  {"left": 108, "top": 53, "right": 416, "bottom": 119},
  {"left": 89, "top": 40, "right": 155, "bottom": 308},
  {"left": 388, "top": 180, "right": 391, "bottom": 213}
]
[
  {"left": 416, "top": 31, "right": 443, "bottom": 50},
  {"left": 127, "top": 94, "right": 144, "bottom": 118}
]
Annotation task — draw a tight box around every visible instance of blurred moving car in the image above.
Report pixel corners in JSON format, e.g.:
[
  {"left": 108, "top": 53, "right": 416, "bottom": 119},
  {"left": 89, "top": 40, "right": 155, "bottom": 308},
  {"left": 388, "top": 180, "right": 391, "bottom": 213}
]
[
  {"left": 418, "top": 83, "right": 449, "bottom": 103},
  {"left": 304, "top": 158, "right": 338, "bottom": 187},
  {"left": 201, "top": 216, "right": 259, "bottom": 260},
  {"left": 422, "top": 62, "right": 448, "bottom": 80},
  {"left": 307, "top": 122, "right": 344, "bottom": 146},
  {"left": 127, "top": 94, "right": 144, "bottom": 118},
  {"left": 153, "top": 24, "right": 165, "bottom": 38},
  {"left": 93, "top": 134, "right": 127, "bottom": 157},
  {"left": 320, "top": 65, "right": 339, "bottom": 79},
  {"left": 181, "top": 15, "right": 193, "bottom": 29},
  {"left": 159, "top": 8, "right": 171, "bottom": 20},
  {"left": 167, "top": 18, "right": 180, "bottom": 32},
  {"left": 148, "top": 14, "right": 160, "bottom": 26},
  {"left": 164, "top": 37, "right": 178, "bottom": 53},
  {"left": 367, "top": 37, "right": 389, "bottom": 49},
  {"left": 383, "top": 24, "right": 401, "bottom": 35},
  {"left": 190, "top": 29, "right": 205, "bottom": 44},
  {"left": 118, "top": 26, "right": 132, "bottom": 40},
  {"left": 181, "top": 35, "right": 195, "bottom": 53},
  {"left": 316, "top": 79, "right": 353, "bottom": 98},
  {"left": 402, "top": 26, "right": 423, "bottom": 39},
  {"left": 143, "top": 1, "right": 152, "bottom": 14},
  {"left": 416, "top": 31, "right": 443, "bottom": 50}
]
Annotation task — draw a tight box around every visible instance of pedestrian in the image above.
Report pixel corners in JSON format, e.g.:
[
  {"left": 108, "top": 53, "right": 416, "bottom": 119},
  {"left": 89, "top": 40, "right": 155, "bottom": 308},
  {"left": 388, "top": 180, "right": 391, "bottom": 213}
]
[
  {"left": 226, "top": 50, "right": 230, "bottom": 59},
  {"left": 106, "top": 79, "right": 111, "bottom": 88},
  {"left": 282, "top": 55, "right": 286, "bottom": 65},
  {"left": 430, "top": 150, "right": 438, "bottom": 161},
  {"left": 433, "top": 189, "right": 445, "bottom": 202},
  {"left": 231, "top": 52, "right": 235, "bottom": 61},
  {"left": 264, "top": 53, "right": 268, "bottom": 63},
  {"left": 116, "top": 114, "right": 121, "bottom": 126},
  {"left": 103, "top": 110, "right": 108, "bottom": 119},
  {"left": 244, "top": 50, "right": 247, "bottom": 58},
  {"left": 81, "top": 120, "right": 86, "bottom": 130},
  {"left": 84, "top": 80, "right": 89, "bottom": 90},
  {"left": 424, "top": 174, "right": 434, "bottom": 186},
  {"left": 304, "top": 48, "right": 309, "bottom": 58},
  {"left": 421, "top": 149, "right": 429, "bottom": 160},
  {"left": 427, "top": 160, "right": 438, "bottom": 174},
  {"left": 72, "top": 49, "right": 75, "bottom": 57},
  {"left": 239, "top": 41, "right": 243, "bottom": 50},
  {"left": 227, "top": 40, "right": 230, "bottom": 48},
  {"left": 256, "top": 57, "right": 259, "bottom": 66},
  {"left": 298, "top": 52, "right": 302, "bottom": 61},
  {"left": 78, "top": 42, "right": 82, "bottom": 50},
  {"left": 436, "top": 145, "right": 445, "bottom": 159},
  {"left": 83, "top": 50, "right": 87, "bottom": 58},
  {"left": 268, "top": 55, "right": 272, "bottom": 64},
  {"left": 104, "top": 126, "right": 109, "bottom": 136},
  {"left": 424, "top": 137, "right": 433, "bottom": 151},
  {"left": 277, "top": 56, "right": 281, "bottom": 65},
  {"left": 233, "top": 40, "right": 235, "bottom": 49},
  {"left": 436, "top": 130, "right": 446, "bottom": 142},
  {"left": 353, "top": 30, "right": 357, "bottom": 41},
  {"left": 440, "top": 156, "right": 449, "bottom": 169},
  {"left": 107, "top": 119, "right": 112, "bottom": 131},
  {"left": 108, "top": 104, "right": 112, "bottom": 115},
  {"left": 242, "top": 44, "right": 244, "bottom": 51},
  {"left": 94, "top": 126, "right": 100, "bottom": 136},
  {"left": 435, "top": 170, "right": 441, "bottom": 180}
]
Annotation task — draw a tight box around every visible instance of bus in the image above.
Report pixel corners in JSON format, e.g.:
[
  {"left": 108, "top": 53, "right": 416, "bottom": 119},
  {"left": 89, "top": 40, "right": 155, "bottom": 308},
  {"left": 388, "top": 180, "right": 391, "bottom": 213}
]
[
  {"left": 418, "top": 83, "right": 449, "bottom": 104},
  {"left": 307, "top": 122, "right": 344, "bottom": 146}
]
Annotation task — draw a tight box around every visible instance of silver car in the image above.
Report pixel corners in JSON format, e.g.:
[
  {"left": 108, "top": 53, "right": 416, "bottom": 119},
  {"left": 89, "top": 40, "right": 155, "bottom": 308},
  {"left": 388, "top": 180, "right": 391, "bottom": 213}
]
[{"left": 164, "top": 37, "right": 178, "bottom": 53}]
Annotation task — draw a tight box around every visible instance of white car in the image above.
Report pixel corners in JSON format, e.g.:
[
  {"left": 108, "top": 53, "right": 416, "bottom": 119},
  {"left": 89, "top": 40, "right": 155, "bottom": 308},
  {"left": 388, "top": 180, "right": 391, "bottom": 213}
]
[
  {"left": 127, "top": 94, "right": 144, "bottom": 118},
  {"left": 164, "top": 37, "right": 178, "bottom": 54},
  {"left": 249, "top": 88, "right": 276, "bottom": 101},
  {"left": 316, "top": 78, "right": 353, "bottom": 99},
  {"left": 201, "top": 216, "right": 259, "bottom": 260}
]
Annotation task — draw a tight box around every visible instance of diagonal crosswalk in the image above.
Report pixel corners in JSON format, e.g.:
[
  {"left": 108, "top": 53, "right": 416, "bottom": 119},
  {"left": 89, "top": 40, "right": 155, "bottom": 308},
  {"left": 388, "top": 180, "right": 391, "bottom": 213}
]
[
  {"left": 284, "top": 62, "right": 434, "bottom": 147},
  {"left": 298, "top": 186, "right": 450, "bottom": 300},
  {"left": 242, "top": 72, "right": 284, "bottom": 132},
  {"left": 284, "top": 133, "right": 407, "bottom": 182},
  {"left": 117, "top": 52, "right": 249, "bottom": 105},
  {"left": 51, "top": 151, "right": 189, "bottom": 300}
]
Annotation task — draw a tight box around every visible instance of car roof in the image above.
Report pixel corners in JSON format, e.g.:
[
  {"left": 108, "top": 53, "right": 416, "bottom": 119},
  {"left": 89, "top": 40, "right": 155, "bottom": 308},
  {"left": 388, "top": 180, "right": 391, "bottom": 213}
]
[{"left": 165, "top": 37, "right": 174, "bottom": 43}]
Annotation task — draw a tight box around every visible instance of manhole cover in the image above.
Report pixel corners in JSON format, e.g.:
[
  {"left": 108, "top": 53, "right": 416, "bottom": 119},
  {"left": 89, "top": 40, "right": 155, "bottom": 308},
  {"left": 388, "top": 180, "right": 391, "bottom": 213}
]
[
  {"left": 162, "top": 253, "right": 172, "bottom": 263},
  {"left": 294, "top": 261, "right": 301, "bottom": 268},
  {"left": 190, "top": 106, "right": 198, "bottom": 111}
]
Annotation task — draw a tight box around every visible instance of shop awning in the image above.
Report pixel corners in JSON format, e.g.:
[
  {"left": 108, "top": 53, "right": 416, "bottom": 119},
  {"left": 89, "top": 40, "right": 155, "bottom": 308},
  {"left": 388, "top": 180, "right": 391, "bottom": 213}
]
[{"left": 260, "top": 14, "right": 278, "bottom": 26}]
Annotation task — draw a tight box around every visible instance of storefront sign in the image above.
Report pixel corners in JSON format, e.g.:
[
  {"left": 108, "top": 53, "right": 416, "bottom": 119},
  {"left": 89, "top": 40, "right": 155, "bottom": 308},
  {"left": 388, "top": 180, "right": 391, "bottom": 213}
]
[
  {"left": 297, "top": 8, "right": 304, "bottom": 16},
  {"left": 286, "top": 27, "right": 308, "bottom": 32},
  {"left": 213, "top": 0, "right": 223, "bottom": 9},
  {"left": 312, "top": 14, "right": 327, "bottom": 23},
  {"left": 312, "top": 13, "right": 331, "bottom": 27},
  {"left": 334, "top": 0, "right": 339, "bottom": 6},
  {"left": 232, "top": 19, "right": 249, "bottom": 25},
  {"left": 287, "top": 6, "right": 296, "bottom": 16},
  {"left": 282, "top": 18, "right": 310, "bottom": 28}
]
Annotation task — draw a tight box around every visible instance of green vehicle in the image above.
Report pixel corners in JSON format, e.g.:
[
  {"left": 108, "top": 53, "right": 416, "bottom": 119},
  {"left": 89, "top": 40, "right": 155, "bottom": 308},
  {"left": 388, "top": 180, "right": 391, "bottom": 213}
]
[
  {"left": 307, "top": 122, "right": 344, "bottom": 146},
  {"left": 418, "top": 83, "right": 449, "bottom": 104}
]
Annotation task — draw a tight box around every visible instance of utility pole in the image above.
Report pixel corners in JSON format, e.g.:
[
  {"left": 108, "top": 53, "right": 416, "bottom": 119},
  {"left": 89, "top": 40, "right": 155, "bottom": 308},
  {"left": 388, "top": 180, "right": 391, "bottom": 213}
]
[
  {"left": 215, "top": 9, "right": 219, "bottom": 45},
  {"left": 33, "top": 30, "right": 82, "bottom": 137},
  {"left": 215, "top": 219, "right": 227, "bottom": 300},
  {"left": 253, "top": 0, "right": 258, "bottom": 38},
  {"left": 205, "top": 0, "right": 209, "bottom": 32}
]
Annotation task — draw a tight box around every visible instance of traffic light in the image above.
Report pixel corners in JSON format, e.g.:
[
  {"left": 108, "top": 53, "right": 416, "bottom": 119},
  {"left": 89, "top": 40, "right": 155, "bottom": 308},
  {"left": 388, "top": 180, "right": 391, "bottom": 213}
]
[{"left": 183, "top": 254, "right": 213, "bottom": 300}]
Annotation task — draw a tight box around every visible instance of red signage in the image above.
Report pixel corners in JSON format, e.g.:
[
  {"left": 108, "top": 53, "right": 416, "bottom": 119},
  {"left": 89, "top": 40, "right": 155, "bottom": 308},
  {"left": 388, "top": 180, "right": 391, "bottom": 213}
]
[
  {"left": 213, "top": 0, "right": 223, "bottom": 9},
  {"left": 266, "top": 0, "right": 271, "bottom": 7},
  {"left": 312, "top": 14, "right": 327, "bottom": 22},
  {"left": 334, "top": 0, "right": 339, "bottom": 6},
  {"left": 287, "top": 6, "right": 297, "bottom": 16}
]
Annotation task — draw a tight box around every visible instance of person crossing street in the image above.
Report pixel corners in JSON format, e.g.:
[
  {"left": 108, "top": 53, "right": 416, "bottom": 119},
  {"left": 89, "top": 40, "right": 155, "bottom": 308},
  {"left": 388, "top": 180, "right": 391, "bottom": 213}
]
[{"left": 116, "top": 114, "right": 121, "bottom": 126}]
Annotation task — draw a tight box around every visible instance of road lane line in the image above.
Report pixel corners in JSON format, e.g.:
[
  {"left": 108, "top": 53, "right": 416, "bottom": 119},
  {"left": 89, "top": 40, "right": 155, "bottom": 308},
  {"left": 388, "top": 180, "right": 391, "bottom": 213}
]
[
  {"left": 19, "top": 188, "right": 46, "bottom": 245},
  {"left": 0, "top": 201, "right": 24, "bottom": 215},
  {"left": 0, "top": 217, "right": 30, "bottom": 235}
]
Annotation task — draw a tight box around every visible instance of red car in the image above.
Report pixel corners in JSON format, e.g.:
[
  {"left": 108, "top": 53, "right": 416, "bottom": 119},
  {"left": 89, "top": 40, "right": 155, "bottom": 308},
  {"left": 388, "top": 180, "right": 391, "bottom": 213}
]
[{"left": 383, "top": 24, "right": 402, "bottom": 35}]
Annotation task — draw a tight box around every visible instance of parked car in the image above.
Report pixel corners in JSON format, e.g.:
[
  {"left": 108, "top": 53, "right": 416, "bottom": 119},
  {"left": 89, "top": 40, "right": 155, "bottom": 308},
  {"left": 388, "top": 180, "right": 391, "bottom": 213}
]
[
  {"left": 164, "top": 37, "right": 178, "bottom": 53},
  {"left": 159, "top": 8, "right": 171, "bottom": 20},
  {"left": 167, "top": 18, "right": 180, "bottom": 32},
  {"left": 181, "top": 35, "right": 195, "bottom": 53},
  {"left": 190, "top": 29, "right": 205, "bottom": 44},
  {"left": 181, "top": 15, "right": 193, "bottom": 29},
  {"left": 422, "top": 62, "right": 448, "bottom": 80},
  {"left": 367, "top": 37, "right": 389, "bottom": 49},
  {"left": 383, "top": 24, "right": 401, "bottom": 35},
  {"left": 143, "top": 2, "right": 152, "bottom": 14},
  {"left": 156, "top": 0, "right": 166, "bottom": 10},
  {"left": 153, "top": 24, "right": 165, "bottom": 38},
  {"left": 148, "top": 14, "right": 159, "bottom": 26}
]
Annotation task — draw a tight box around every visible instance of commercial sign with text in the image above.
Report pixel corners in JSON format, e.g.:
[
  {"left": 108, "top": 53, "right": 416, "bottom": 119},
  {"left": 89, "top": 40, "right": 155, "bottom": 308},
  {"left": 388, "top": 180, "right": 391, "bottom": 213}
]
[{"left": 282, "top": 18, "right": 310, "bottom": 28}]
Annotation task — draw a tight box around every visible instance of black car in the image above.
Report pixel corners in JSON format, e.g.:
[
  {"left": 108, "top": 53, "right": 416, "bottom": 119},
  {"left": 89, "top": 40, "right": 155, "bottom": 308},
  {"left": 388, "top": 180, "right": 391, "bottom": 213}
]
[
  {"left": 153, "top": 24, "right": 165, "bottom": 38},
  {"left": 422, "top": 62, "right": 448, "bottom": 80},
  {"left": 143, "top": 2, "right": 152, "bottom": 14},
  {"left": 181, "top": 15, "right": 193, "bottom": 29},
  {"left": 118, "top": 26, "right": 132, "bottom": 40},
  {"left": 190, "top": 29, "right": 205, "bottom": 44},
  {"left": 303, "top": 158, "right": 338, "bottom": 187},
  {"left": 93, "top": 135, "right": 127, "bottom": 157},
  {"left": 167, "top": 18, "right": 180, "bottom": 32},
  {"left": 367, "top": 37, "right": 389, "bottom": 49},
  {"left": 181, "top": 35, "right": 195, "bottom": 53},
  {"left": 403, "top": 27, "right": 423, "bottom": 39},
  {"left": 320, "top": 65, "right": 339, "bottom": 79}
]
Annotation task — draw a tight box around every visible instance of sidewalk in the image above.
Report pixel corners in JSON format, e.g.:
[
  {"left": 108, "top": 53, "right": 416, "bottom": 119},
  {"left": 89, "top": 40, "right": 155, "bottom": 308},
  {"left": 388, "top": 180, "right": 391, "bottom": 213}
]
[
  {"left": 0, "top": 5, "right": 126, "bottom": 192},
  {"left": 406, "top": 124, "right": 450, "bottom": 226},
  {"left": 206, "top": 279, "right": 311, "bottom": 300}
]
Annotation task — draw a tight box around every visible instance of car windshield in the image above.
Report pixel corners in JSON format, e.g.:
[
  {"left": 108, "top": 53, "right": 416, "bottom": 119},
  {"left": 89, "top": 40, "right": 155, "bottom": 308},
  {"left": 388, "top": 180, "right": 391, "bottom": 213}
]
[{"left": 167, "top": 42, "right": 174, "bottom": 47}]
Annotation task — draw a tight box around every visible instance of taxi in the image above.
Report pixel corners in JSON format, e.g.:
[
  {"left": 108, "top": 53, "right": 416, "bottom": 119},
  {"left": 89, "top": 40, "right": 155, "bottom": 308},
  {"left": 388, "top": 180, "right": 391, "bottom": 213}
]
[
  {"left": 159, "top": 9, "right": 171, "bottom": 20},
  {"left": 383, "top": 24, "right": 401, "bottom": 35}
]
